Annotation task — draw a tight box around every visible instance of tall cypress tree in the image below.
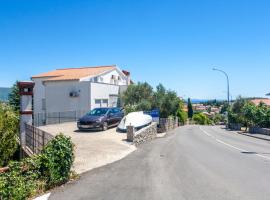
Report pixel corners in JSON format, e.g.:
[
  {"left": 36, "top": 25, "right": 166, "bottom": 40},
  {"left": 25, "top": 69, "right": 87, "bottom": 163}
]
[{"left": 187, "top": 98, "right": 193, "bottom": 118}]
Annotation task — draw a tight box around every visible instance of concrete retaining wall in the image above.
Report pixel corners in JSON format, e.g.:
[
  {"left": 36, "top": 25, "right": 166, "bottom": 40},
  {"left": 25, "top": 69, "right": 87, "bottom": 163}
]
[
  {"left": 249, "top": 127, "right": 270, "bottom": 136},
  {"left": 127, "top": 122, "right": 157, "bottom": 146}
]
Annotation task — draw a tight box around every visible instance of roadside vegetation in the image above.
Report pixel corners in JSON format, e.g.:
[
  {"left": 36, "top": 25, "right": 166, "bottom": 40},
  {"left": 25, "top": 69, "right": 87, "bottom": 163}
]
[
  {"left": 0, "top": 104, "right": 19, "bottom": 167},
  {"left": 0, "top": 82, "right": 20, "bottom": 167},
  {"left": 122, "top": 83, "right": 187, "bottom": 123},
  {"left": 228, "top": 97, "right": 270, "bottom": 130},
  {"left": 0, "top": 82, "right": 75, "bottom": 199},
  {"left": 0, "top": 134, "right": 75, "bottom": 200}
]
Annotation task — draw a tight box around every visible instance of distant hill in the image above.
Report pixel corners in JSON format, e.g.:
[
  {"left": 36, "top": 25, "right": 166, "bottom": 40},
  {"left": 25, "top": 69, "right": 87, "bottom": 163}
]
[{"left": 0, "top": 87, "right": 11, "bottom": 102}]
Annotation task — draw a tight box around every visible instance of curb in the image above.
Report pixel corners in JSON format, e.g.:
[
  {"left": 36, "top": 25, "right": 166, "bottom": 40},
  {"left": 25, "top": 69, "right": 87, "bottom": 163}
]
[{"left": 235, "top": 131, "right": 270, "bottom": 142}]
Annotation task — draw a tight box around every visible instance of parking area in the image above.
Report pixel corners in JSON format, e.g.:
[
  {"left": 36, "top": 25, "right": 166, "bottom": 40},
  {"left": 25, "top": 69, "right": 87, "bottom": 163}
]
[{"left": 38, "top": 122, "right": 136, "bottom": 174}]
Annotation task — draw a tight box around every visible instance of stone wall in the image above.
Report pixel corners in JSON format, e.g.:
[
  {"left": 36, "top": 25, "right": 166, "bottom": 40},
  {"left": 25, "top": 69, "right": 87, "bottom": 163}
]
[
  {"left": 249, "top": 127, "right": 270, "bottom": 136},
  {"left": 158, "top": 117, "right": 179, "bottom": 133},
  {"left": 127, "top": 122, "right": 157, "bottom": 146}
]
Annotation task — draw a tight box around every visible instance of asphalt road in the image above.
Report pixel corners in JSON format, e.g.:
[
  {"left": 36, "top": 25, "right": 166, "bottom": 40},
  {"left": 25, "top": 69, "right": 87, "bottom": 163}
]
[{"left": 50, "top": 125, "right": 270, "bottom": 200}]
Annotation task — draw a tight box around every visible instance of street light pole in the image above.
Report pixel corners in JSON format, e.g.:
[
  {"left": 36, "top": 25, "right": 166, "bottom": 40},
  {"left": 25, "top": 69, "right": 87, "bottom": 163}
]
[{"left": 212, "top": 67, "right": 230, "bottom": 104}]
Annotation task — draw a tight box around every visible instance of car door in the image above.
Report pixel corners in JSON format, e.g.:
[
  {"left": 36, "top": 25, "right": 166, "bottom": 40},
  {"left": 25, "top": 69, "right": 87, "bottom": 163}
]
[
  {"left": 112, "top": 108, "right": 122, "bottom": 124},
  {"left": 107, "top": 110, "right": 114, "bottom": 126}
]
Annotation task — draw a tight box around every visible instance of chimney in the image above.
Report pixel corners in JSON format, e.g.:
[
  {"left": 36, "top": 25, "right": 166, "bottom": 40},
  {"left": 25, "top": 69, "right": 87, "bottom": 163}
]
[
  {"left": 18, "top": 81, "right": 35, "bottom": 148},
  {"left": 122, "top": 70, "right": 131, "bottom": 85}
]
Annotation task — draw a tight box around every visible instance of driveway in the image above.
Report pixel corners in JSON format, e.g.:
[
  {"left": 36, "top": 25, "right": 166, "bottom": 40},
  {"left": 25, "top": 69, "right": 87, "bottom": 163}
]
[
  {"left": 39, "top": 122, "right": 136, "bottom": 174},
  {"left": 50, "top": 125, "right": 270, "bottom": 200}
]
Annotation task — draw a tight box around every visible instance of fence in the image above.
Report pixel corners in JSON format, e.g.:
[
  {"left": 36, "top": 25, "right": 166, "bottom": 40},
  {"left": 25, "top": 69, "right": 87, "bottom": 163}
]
[
  {"left": 25, "top": 123, "right": 54, "bottom": 154},
  {"left": 33, "top": 110, "right": 88, "bottom": 126}
]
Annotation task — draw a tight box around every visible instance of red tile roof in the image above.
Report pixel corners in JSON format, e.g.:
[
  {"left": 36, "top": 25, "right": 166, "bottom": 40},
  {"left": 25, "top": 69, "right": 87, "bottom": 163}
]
[
  {"left": 251, "top": 99, "right": 270, "bottom": 106},
  {"left": 32, "top": 65, "right": 116, "bottom": 81}
]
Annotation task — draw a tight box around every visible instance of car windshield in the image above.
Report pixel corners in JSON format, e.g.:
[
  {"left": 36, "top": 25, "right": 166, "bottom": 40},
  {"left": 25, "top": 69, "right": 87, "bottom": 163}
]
[{"left": 87, "top": 108, "right": 109, "bottom": 116}]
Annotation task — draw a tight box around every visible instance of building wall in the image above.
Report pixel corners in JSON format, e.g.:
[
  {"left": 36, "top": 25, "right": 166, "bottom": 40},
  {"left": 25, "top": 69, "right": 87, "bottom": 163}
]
[
  {"left": 32, "top": 77, "right": 47, "bottom": 114},
  {"left": 44, "top": 81, "right": 91, "bottom": 113},
  {"left": 90, "top": 82, "right": 120, "bottom": 109},
  {"left": 100, "top": 69, "right": 127, "bottom": 85},
  {"left": 80, "top": 69, "right": 127, "bottom": 85}
]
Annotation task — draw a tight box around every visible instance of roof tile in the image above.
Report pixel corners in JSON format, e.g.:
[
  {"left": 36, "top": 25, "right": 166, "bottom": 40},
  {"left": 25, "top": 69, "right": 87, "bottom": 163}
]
[{"left": 32, "top": 65, "right": 116, "bottom": 81}]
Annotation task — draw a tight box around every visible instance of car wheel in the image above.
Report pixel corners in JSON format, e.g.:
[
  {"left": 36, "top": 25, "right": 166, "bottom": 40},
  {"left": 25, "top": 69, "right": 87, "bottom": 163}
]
[{"left": 102, "top": 122, "right": 108, "bottom": 131}]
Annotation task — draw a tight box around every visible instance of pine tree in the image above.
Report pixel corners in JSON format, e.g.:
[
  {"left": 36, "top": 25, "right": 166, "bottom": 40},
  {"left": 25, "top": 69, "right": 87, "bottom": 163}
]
[
  {"left": 8, "top": 81, "right": 20, "bottom": 111},
  {"left": 187, "top": 98, "right": 193, "bottom": 118}
]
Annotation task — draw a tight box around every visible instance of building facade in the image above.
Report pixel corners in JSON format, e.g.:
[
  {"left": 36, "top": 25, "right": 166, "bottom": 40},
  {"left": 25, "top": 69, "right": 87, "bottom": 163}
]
[{"left": 31, "top": 65, "right": 131, "bottom": 121}]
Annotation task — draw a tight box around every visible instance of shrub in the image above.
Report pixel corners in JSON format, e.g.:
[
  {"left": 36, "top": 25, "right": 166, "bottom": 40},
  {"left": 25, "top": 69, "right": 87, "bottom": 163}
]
[
  {"left": 0, "top": 157, "right": 44, "bottom": 200},
  {"left": 0, "top": 134, "right": 74, "bottom": 200},
  {"left": 193, "top": 113, "right": 212, "bottom": 125},
  {"left": 212, "top": 114, "right": 225, "bottom": 125},
  {"left": 40, "top": 134, "right": 74, "bottom": 187},
  {"left": 176, "top": 110, "right": 188, "bottom": 125},
  {"left": 0, "top": 104, "right": 19, "bottom": 167}
]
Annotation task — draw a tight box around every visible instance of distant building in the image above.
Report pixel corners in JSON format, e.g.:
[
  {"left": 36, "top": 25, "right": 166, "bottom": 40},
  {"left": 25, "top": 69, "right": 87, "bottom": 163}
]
[{"left": 250, "top": 98, "right": 270, "bottom": 106}]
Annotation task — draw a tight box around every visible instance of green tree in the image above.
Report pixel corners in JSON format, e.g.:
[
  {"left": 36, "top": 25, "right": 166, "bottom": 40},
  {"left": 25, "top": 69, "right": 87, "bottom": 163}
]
[
  {"left": 122, "top": 82, "right": 153, "bottom": 108},
  {"left": 8, "top": 81, "right": 20, "bottom": 111},
  {"left": 158, "top": 90, "right": 180, "bottom": 117},
  {"left": 193, "top": 113, "right": 212, "bottom": 125},
  {"left": 228, "top": 96, "right": 246, "bottom": 124},
  {"left": 242, "top": 102, "right": 257, "bottom": 130},
  {"left": 0, "top": 104, "right": 19, "bottom": 167},
  {"left": 220, "top": 102, "right": 229, "bottom": 114},
  {"left": 187, "top": 98, "right": 193, "bottom": 118},
  {"left": 121, "top": 82, "right": 180, "bottom": 118},
  {"left": 176, "top": 101, "right": 188, "bottom": 125},
  {"left": 152, "top": 84, "right": 166, "bottom": 109}
]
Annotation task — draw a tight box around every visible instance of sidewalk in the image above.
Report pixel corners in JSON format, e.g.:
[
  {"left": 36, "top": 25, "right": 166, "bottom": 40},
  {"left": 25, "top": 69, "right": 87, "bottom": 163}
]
[{"left": 236, "top": 131, "right": 270, "bottom": 142}]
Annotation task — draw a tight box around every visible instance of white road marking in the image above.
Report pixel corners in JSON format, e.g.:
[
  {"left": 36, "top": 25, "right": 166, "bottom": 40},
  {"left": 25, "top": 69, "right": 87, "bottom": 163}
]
[
  {"left": 215, "top": 139, "right": 247, "bottom": 152},
  {"left": 199, "top": 126, "right": 270, "bottom": 161}
]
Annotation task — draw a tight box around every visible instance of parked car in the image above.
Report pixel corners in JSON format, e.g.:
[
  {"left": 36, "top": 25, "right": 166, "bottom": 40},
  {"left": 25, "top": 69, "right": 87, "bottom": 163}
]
[{"left": 77, "top": 107, "right": 124, "bottom": 131}]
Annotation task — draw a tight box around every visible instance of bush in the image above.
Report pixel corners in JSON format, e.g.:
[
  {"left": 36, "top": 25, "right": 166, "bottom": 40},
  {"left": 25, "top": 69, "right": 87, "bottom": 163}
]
[
  {"left": 176, "top": 110, "right": 188, "bottom": 125},
  {"left": 193, "top": 113, "right": 212, "bottom": 125},
  {"left": 212, "top": 114, "right": 225, "bottom": 125},
  {"left": 0, "top": 104, "right": 19, "bottom": 167},
  {"left": 0, "top": 157, "right": 44, "bottom": 200},
  {"left": 40, "top": 134, "right": 74, "bottom": 187},
  {"left": 0, "top": 134, "right": 74, "bottom": 200}
]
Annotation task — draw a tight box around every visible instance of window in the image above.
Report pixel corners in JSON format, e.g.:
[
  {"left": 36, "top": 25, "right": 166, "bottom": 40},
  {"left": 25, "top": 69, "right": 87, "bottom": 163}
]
[
  {"left": 112, "top": 108, "right": 120, "bottom": 114},
  {"left": 93, "top": 77, "right": 98, "bottom": 82},
  {"left": 95, "top": 99, "right": 108, "bottom": 108},
  {"left": 42, "top": 98, "right": 46, "bottom": 110},
  {"left": 102, "top": 99, "right": 108, "bottom": 104},
  {"left": 95, "top": 99, "right": 101, "bottom": 104}
]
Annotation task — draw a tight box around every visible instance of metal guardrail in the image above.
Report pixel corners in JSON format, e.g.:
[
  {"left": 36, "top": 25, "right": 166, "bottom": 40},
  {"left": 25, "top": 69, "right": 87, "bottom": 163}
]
[{"left": 25, "top": 123, "right": 54, "bottom": 154}]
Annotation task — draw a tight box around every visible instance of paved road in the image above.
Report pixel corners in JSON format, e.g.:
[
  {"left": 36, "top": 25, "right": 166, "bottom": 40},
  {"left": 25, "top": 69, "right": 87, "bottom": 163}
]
[{"left": 50, "top": 125, "right": 270, "bottom": 200}]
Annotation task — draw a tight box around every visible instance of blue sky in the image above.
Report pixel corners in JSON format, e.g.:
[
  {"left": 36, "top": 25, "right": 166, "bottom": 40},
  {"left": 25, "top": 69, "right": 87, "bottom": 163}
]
[{"left": 1, "top": 0, "right": 270, "bottom": 99}]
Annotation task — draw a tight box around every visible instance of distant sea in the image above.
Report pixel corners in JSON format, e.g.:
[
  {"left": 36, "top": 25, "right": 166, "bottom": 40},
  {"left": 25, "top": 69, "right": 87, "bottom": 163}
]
[
  {"left": 187, "top": 99, "right": 225, "bottom": 104},
  {"left": 0, "top": 87, "right": 11, "bottom": 102}
]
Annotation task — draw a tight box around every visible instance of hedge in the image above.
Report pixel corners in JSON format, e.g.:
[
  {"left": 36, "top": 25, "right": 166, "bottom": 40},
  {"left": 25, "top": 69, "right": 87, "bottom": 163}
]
[{"left": 0, "top": 133, "right": 74, "bottom": 200}]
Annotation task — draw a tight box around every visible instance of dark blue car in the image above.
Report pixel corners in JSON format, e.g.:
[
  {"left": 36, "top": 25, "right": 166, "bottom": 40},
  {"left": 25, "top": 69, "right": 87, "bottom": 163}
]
[{"left": 77, "top": 107, "right": 124, "bottom": 131}]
